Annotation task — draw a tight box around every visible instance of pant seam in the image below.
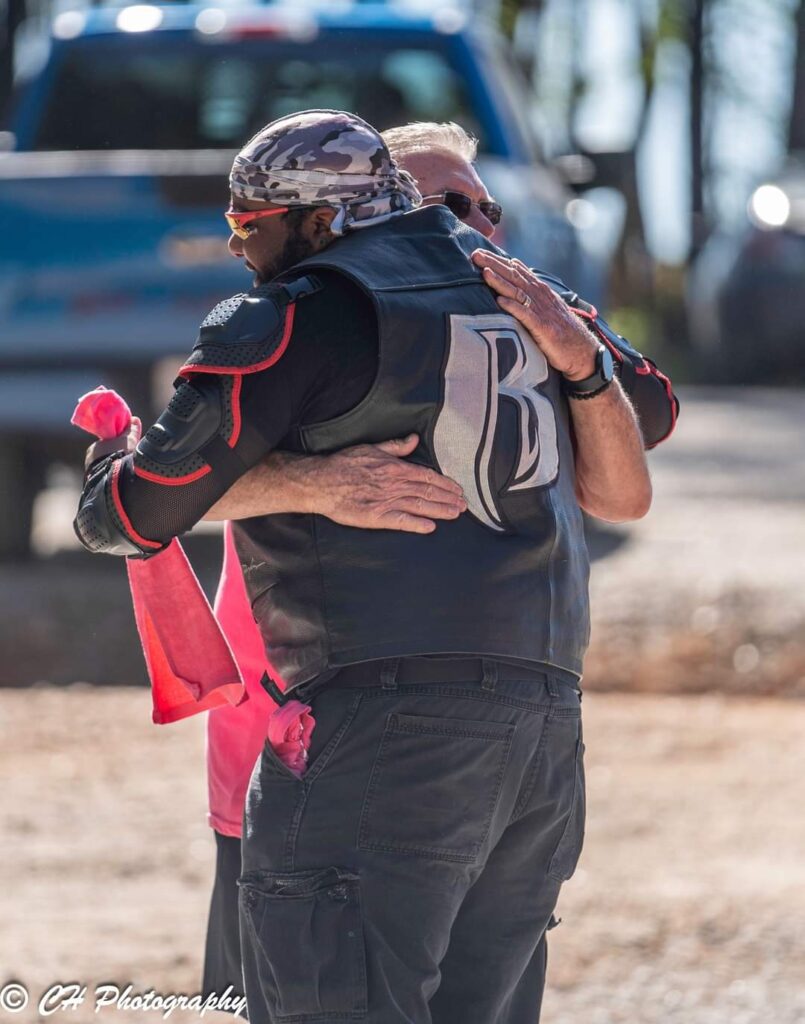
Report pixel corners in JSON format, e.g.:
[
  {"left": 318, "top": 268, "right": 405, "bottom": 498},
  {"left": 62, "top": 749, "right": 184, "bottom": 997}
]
[
  {"left": 284, "top": 693, "right": 363, "bottom": 871},
  {"left": 510, "top": 710, "right": 554, "bottom": 823},
  {"left": 283, "top": 787, "right": 309, "bottom": 873}
]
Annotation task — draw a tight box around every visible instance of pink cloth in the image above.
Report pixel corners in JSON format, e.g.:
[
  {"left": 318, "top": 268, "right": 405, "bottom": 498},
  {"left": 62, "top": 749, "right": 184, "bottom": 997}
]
[
  {"left": 266, "top": 696, "right": 315, "bottom": 777},
  {"left": 71, "top": 386, "right": 132, "bottom": 439},
  {"left": 73, "top": 386, "right": 313, "bottom": 826},
  {"left": 126, "top": 540, "right": 248, "bottom": 724},
  {"left": 206, "top": 523, "right": 278, "bottom": 835}
]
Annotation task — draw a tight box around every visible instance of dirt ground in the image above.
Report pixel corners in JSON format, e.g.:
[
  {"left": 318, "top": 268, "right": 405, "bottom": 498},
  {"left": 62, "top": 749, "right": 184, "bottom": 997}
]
[
  {"left": 2, "top": 688, "right": 804, "bottom": 1024},
  {"left": 2, "top": 386, "right": 805, "bottom": 1022}
]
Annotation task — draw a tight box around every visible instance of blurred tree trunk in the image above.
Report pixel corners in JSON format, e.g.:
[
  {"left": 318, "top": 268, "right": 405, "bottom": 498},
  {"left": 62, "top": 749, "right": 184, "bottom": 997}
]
[
  {"left": 607, "top": 2, "right": 661, "bottom": 310},
  {"left": 500, "top": 0, "right": 547, "bottom": 86},
  {"left": 498, "top": 0, "right": 547, "bottom": 41},
  {"left": 789, "top": 0, "right": 805, "bottom": 152},
  {"left": 568, "top": 0, "right": 588, "bottom": 148},
  {"left": 0, "top": 0, "right": 26, "bottom": 124},
  {"left": 688, "top": 0, "right": 708, "bottom": 260}
]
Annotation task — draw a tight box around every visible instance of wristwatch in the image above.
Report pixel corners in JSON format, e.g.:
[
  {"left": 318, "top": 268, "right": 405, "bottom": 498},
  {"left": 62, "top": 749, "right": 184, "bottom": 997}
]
[{"left": 562, "top": 345, "right": 614, "bottom": 400}]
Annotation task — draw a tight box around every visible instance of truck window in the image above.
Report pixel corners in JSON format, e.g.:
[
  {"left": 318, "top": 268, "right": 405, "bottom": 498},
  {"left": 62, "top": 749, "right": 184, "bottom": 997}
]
[{"left": 33, "top": 32, "right": 486, "bottom": 152}]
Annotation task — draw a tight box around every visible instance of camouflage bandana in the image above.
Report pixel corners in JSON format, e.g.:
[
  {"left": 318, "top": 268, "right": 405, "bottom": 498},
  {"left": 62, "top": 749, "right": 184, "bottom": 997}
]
[{"left": 229, "top": 109, "right": 421, "bottom": 235}]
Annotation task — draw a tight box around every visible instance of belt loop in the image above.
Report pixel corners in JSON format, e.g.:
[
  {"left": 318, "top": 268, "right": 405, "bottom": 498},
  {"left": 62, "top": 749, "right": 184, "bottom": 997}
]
[
  {"left": 545, "top": 672, "right": 559, "bottom": 699},
  {"left": 481, "top": 659, "right": 498, "bottom": 691},
  {"left": 380, "top": 658, "right": 400, "bottom": 691}
]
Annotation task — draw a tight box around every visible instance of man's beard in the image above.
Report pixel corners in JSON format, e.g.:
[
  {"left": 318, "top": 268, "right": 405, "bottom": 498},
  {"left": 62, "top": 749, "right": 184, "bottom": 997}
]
[{"left": 255, "top": 225, "right": 318, "bottom": 285}]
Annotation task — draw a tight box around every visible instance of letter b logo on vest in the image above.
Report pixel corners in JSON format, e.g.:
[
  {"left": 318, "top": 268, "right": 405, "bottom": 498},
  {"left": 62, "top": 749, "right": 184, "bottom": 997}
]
[{"left": 433, "top": 314, "right": 559, "bottom": 532}]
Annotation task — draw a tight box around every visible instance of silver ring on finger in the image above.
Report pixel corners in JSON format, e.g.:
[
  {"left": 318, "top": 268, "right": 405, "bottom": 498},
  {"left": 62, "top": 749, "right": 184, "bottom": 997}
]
[{"left": 518, "top": 289, "right": 532, "bottom": 310}]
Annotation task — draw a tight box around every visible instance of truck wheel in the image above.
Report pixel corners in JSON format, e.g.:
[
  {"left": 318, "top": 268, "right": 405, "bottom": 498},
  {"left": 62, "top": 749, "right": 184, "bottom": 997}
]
[{"left": 0, "top": 442, "right": 46, "bottom": 560}]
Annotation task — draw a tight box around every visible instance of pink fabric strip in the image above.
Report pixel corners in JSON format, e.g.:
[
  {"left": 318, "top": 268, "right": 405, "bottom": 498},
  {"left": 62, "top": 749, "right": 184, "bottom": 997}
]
[{"left": 126, "top": 539, "right": 248, "bottom": 724}]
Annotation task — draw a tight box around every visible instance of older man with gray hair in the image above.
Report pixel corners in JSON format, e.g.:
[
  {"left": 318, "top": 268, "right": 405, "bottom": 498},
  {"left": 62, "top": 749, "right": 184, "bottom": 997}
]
[{"left": 75, "top": 110, "right": 671, "bottom": 1024}]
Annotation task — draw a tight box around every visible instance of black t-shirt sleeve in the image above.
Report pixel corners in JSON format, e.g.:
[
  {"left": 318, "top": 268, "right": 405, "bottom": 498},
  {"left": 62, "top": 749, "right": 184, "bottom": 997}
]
[
  {"left": 243, "top": 271, "right": 378, "bottom": 441},
  {"left": 88, "top": 274, "right": 377, "bottom": 548}
]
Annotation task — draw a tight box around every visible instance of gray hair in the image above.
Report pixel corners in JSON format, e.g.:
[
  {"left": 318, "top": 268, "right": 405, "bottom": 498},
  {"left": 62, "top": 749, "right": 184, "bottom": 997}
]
[{"left": 381, "top": 122, "right": 478, "bottom": 163}]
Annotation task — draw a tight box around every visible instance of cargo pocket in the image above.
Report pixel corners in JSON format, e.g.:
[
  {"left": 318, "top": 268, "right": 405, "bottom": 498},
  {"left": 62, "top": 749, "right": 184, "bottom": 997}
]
[
  {"left": 547, "top": 738, "right": 586, "bottom": 883},
  {"left": 238, "top": 867, "right": 367, "bottom": 1020},
  {"left": 358, "top": 712, "right": 515, "bottom": 863}
]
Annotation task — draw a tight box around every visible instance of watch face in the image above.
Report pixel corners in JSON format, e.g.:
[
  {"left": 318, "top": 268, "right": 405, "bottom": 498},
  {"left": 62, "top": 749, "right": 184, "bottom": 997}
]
[{"left": 600, "top": 346, "right": 615, "bottom": 381}]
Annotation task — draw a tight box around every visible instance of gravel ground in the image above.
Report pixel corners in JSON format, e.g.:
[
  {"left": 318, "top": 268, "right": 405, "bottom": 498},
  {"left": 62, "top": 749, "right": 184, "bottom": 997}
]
[
  {"left": 2, "top": 687, "right": 804, "bottom": 1024},
  {"left": 541, "top": 694, "right": 805, "bottom": 1024},
  {"left": 583, "top": 386, "right": 805, "bottom": 698}
]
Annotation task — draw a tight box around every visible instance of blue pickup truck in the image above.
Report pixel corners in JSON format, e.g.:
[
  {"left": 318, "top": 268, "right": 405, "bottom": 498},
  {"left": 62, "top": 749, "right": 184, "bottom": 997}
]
[{"left": 0, "top": 1, "right": 596, "bottom": 556}]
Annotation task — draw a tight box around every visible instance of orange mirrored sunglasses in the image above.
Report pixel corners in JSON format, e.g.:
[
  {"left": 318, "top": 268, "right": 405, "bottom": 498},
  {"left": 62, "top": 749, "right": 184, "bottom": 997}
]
[{"left": 224, "top": 206, "right": 290, "bottom": 239}]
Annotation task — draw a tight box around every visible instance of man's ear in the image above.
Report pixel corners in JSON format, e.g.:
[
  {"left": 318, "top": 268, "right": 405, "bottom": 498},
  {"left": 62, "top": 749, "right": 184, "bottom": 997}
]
[{"left": 308, "top": 206, "right": 338, "bottom": 240}]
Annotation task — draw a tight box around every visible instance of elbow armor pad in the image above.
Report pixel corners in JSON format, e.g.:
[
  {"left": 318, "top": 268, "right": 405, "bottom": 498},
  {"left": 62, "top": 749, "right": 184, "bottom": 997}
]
[
  {"left": 73, "top": 376, "right": 226, "bottom": 556},
  {"left": 535, "top": 269, "right": 678, "bottom": 446},
  {"left": 73, "top": 374, "right": 226, "bottom": 558},
  {"left": 73, "top": 454, "right": 163, "bottom": 557}
]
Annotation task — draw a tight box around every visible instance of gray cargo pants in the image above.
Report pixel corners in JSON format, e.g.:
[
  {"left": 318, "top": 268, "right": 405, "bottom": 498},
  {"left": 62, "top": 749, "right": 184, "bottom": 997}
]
[{"left": 239, "top": 658, "right": 585, "bottom": 1024}]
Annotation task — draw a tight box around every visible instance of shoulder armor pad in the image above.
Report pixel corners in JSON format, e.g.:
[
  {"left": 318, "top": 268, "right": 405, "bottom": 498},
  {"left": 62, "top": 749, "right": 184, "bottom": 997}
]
[
  {"left": 182, "top": 286, "right": 289, "bottom": 375},
  {"left": 179, "top": 276, "right": 320, "bottom": 376}
]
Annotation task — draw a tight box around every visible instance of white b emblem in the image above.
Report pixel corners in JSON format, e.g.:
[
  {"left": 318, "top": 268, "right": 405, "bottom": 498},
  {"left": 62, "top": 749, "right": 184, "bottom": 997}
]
[{"left": 432, "top": 314, "right": 559, "bottom": 531}]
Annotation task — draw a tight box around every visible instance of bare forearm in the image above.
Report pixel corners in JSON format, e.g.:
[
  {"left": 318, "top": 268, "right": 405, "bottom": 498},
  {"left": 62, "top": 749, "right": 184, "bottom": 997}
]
[
  {"left": 204, "top": 452, "right": 317, "bottom": 520},
  {"left": 570, "top": 382, "right": 652, "bottom": 522},
  {"left": 204, "top": 437, "right": 466, "bottom": 532}
]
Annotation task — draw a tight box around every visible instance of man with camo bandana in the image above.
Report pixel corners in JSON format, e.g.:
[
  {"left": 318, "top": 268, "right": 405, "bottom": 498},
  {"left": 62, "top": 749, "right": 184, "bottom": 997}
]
[
  {"left": 230, "top": 108, "right": 422, "bottom": 232},
  {"left": 75, "top": 110, "right": 656, "bottom": 1024},
  {"left": 223, "top": 109, "right": 422, "bottom": 283}
]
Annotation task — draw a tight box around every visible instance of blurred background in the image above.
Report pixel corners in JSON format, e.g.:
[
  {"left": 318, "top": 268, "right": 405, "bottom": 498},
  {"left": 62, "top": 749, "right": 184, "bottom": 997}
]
[{"left": 1, "top": 1, "right": 804, "bottom": 1022}]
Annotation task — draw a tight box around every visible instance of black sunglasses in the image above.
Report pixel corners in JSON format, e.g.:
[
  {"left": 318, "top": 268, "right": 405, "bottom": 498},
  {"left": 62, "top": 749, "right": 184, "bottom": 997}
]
[{"left": 422, "top": 190, "right": 503, "bottom": 226}]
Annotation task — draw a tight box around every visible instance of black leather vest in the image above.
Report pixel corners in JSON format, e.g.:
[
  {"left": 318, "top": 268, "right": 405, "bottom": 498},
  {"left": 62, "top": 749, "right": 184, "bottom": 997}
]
[{"left": 233, "top": 206, "right": 590, "bottom": 691}]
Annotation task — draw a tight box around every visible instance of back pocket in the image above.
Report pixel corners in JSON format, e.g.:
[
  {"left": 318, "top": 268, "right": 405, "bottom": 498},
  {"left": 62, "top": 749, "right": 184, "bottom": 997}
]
[
  {"left": 238, "top": 867, "right": 367, "bottom": 1020},
  {"left": 358, "top": 712, "right": 514, "bottom": 863}
]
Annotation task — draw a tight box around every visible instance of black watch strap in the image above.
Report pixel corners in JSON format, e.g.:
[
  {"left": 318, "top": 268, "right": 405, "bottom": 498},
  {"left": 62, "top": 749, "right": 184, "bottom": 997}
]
[
  {"left": 565, "top": 378, "right": 612, "bottom": 400},
  {"left": 562, "top": 345, "right": 614, "bottom": 399}
]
